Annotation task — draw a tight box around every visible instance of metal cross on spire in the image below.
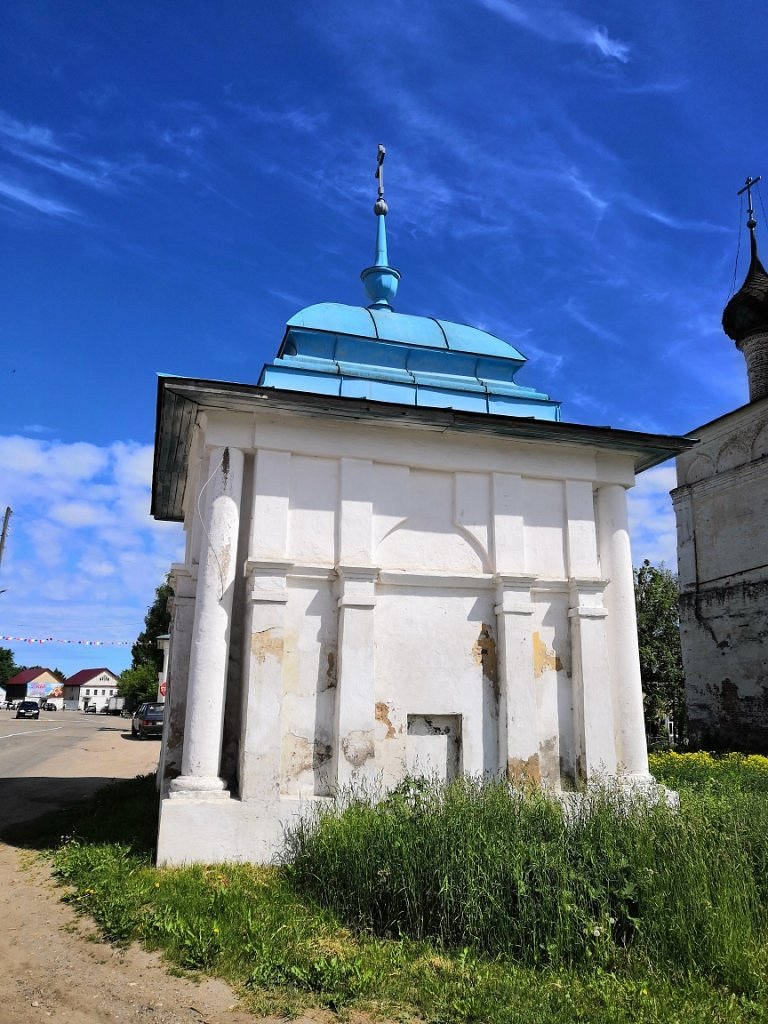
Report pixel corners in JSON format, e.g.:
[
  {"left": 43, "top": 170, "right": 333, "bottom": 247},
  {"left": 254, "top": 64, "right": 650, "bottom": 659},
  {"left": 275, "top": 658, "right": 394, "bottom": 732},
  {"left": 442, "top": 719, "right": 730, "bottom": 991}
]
[
  {"left": 375, "top": 144, "right": 385, "bottom": 195},
  {"left": 374, "top": 144, "right": 388, "bottom": 215}
]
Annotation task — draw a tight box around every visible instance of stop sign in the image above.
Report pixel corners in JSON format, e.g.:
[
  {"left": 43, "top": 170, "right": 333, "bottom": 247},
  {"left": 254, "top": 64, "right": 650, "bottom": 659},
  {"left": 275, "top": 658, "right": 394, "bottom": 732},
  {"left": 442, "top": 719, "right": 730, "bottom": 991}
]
[{"left": 159, "top": 681, "right": 167, "bottom": 697}]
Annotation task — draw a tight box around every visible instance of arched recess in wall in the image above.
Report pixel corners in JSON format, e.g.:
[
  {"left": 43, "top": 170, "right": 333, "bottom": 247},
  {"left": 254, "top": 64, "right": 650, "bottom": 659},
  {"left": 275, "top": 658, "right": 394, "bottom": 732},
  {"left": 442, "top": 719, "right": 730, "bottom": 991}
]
[
  {"left": 715, "top": 438, "right": 751, "bottom": 474},
  {"left": 374, "top": 468, "right": 491, "bottom": 573},
  {"left": 375, "top": 519, "right": 489, "bottom": 574},
  {"left": 685, "top": 453, "right": 715, "bottom": 484},
  {"left": 751, "top": 419, "right": 768, "bottom": 460}
]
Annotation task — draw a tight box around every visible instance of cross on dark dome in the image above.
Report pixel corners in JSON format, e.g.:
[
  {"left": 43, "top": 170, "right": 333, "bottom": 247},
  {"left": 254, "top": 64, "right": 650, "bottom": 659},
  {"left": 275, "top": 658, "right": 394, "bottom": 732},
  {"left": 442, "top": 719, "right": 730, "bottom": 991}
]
[{"left": 737, "top": 174, "right": 761, "bottom": 232}]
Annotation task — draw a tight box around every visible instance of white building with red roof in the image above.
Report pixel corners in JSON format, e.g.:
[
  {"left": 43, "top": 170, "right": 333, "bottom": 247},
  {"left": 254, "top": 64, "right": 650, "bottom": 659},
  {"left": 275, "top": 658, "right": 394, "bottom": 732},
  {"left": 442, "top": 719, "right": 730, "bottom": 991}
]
[
  {"left": 63, "top": 668, "right": 120, "bottom": 712},
  {"left": 3, "top": 667, "right": 64, "bottom": 705}
]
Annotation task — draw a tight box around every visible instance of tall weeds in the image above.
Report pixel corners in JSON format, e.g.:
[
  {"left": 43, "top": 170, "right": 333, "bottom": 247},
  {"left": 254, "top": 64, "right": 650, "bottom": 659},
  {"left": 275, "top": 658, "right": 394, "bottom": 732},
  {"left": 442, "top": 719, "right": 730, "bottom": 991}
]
[{"left": 286, "top": 776, "right": 768, "bottom": 991}]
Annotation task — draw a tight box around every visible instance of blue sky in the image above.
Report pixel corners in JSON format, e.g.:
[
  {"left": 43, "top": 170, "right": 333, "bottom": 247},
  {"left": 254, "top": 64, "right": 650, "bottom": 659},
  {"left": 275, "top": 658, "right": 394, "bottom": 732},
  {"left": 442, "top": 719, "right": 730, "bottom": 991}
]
[{"left": 0, "top": 1, "right": 761, "bottom": 676}]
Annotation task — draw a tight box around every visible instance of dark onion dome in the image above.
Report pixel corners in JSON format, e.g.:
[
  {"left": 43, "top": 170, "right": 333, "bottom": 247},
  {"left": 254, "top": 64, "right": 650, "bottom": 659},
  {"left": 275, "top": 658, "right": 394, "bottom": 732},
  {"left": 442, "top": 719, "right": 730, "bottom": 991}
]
[{"left": 723, "top": 239, "right": 768, "bottom": 341}]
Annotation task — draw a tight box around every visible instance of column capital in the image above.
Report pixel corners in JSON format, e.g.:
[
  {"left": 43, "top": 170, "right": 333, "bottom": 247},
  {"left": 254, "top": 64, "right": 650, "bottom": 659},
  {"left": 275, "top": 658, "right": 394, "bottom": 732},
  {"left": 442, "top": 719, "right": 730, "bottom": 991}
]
[
  {"left": 170, "top": 563, "right": 198, "bottom": 600},
  {"left": 494, "top": 572, "right": 537, "bottom": 590},
  {"left": 337, "top": 565, "right": 379, "bottom": 608},
  {"left": 568, "top": 577, "right": 608, "bottom": 617},
  {"left": 244, "top": 559, "right": 293, "bottom": 603},
  {"left": 494, "top": 573, "right": 536, "bottom": 613}
]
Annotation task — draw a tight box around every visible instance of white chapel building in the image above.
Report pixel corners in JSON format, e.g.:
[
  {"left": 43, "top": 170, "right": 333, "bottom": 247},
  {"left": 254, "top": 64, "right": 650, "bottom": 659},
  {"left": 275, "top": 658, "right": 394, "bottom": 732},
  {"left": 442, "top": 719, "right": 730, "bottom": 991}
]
[{"left": 151, "top": 153, "right": 692, "bottom": 864}]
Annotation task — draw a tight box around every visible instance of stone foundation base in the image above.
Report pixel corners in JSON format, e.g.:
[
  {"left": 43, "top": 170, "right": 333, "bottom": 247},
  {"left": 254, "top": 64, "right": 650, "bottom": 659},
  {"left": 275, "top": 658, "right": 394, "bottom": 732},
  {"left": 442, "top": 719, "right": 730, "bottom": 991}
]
[{"left": 156, "top": 792, "right": 315, "bottom": 865}]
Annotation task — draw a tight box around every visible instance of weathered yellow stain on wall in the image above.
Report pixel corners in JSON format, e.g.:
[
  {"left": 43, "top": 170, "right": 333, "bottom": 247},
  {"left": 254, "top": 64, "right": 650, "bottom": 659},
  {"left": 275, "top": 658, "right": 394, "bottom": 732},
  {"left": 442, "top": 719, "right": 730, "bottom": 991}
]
[
  {"left": 507, "top": 754, "right": 541, "bottom": 785},
  {"left": 375, "top": 701, "right": 396, "bottom": 739},
  {"left": 251, "top": 627, "right": 284, "bottom": 664},
  {"left": 532, "top": 630, "right": 562, "bottom": 678},
  {"left": 472, "top": 622, "right": 498, "bottom": 682}
]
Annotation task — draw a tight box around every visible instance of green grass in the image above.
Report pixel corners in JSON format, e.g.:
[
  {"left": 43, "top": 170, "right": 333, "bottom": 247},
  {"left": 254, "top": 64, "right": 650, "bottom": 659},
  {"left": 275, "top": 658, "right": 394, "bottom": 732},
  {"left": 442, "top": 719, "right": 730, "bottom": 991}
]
[
  {"left": 8, "top": 763, "right": 768, "bottom": 1023},
  {"left": 286, "top": 775, "right": 768, "bottom": 991}
]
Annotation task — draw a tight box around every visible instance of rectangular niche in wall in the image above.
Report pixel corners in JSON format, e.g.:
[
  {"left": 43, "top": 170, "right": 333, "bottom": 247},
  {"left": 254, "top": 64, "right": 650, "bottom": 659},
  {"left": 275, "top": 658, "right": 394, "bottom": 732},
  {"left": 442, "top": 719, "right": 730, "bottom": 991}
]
[{"left": 406, "top": 714, "right": 462, "bottom": 782}]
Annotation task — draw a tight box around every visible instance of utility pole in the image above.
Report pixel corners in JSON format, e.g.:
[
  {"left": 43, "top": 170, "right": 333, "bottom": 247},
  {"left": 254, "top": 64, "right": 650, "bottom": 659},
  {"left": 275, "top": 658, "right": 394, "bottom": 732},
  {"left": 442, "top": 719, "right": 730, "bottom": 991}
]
[{"left": 0, "top": 507, "right": 11, "bottom": 574}]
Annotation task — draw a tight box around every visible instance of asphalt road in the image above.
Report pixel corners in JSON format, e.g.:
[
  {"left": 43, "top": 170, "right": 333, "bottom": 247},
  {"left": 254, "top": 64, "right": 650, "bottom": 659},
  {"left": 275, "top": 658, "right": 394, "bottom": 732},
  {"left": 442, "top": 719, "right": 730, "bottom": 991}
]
[{"left": 0, "top": 709, "right": 158, "bottom": 831}]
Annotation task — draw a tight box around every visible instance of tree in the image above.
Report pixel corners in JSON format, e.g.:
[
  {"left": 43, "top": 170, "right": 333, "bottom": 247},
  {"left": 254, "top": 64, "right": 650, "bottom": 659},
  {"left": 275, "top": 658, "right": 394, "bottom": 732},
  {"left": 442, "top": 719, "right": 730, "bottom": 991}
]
[
  {"left": 634, "top": 560, "right": 685, "bottom": 743},
  {"left": 117, "top": 663, "right": 159, "bottom": 708},
  {"left": 0, "top": 647, "right": 22, "bottom": 687},
  {"left": 131, "top": 577, "right": 172, "bottom": 672}
]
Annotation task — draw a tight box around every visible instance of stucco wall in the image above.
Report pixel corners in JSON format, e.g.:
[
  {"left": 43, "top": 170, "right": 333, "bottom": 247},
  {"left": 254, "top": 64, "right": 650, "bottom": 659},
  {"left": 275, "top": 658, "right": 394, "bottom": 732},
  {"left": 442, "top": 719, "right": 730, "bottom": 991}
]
[
  {"left": 674, "top": 397, "right": 768, "bottom": 749},
  {"left": 157, "top": 404, "right": 650, "bottom": 864}
]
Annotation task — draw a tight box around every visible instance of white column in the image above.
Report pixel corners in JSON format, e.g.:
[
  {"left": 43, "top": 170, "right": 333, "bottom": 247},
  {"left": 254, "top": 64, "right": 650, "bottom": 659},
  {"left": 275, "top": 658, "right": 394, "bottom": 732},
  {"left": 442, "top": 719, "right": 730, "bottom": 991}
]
[
  {"left": 334, "top": 567, "right": 378, "bottom": 789},
  {"left": 170, "top": 445, "right": 244, "bottom": 798},
  {"left": 568, "top": 579, "right": 617, "bottom": 781},
  {"left": 158, "top": 564, "right": 196, "bottom": 787},
  {"left": 494, "top": 574, "right": 540, "bottom": 783},
  {"left": 597, "top": 483, "right": 651, "bottom": 781},
  {"left": 239, "top": 560, "right": 291, "bottom": 802}
]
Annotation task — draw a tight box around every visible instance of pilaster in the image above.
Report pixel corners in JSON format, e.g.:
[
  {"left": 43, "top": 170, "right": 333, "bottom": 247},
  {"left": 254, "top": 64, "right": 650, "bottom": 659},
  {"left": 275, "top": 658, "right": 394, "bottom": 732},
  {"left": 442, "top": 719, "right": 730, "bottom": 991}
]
[
  {"left": 494, "top": 574, "right": 539, "bottom": 783},
  {"left": 334, "top": 566, "right": 378, "bottom": 789},
  {"left": 159, "top": 563, "right": 197, "bottom": 786},
  {"left": 568, "top": 577, "right": 617, "bottom": 781},
  {"left": 239, "top": 559, "right": 292, "bottom": 802}
]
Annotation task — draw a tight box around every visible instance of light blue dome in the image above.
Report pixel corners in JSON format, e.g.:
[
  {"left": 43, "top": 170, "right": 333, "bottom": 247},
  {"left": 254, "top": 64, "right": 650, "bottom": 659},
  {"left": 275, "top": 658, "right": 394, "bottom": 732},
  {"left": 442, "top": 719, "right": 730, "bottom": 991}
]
[
  {"left": 260, "top": 300, "right": 559, "bottom": 421},
  {"left": 287, "top": 303, "right": 526, "bottom": 362},
  {"left": 258, "top": 153, "right": 559, "bottom": 421}
]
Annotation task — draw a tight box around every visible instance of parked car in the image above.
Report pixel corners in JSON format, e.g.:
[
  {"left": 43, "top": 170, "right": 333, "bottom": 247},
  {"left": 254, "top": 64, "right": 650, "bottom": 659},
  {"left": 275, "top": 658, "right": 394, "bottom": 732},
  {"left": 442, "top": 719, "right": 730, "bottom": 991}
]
[
  {"left": 42, "top": 702, "right": 57, "bottom": 711},
  {"left": 15, "top": 701, "right": 40, "bottom": 720},
  {"left": 131, "top": 702, "right": 165, "bottom": 739},
  {"left": 84, "top": 703, "right": 97, "bottom": 714}
]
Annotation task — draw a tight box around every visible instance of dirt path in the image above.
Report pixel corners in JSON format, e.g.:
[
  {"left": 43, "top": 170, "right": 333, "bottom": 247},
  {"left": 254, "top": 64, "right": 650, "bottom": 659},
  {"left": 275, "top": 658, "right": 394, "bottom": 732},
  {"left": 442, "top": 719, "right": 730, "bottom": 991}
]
[{"left": 0, "top": 720, "right": 303, "bottom": 1024}]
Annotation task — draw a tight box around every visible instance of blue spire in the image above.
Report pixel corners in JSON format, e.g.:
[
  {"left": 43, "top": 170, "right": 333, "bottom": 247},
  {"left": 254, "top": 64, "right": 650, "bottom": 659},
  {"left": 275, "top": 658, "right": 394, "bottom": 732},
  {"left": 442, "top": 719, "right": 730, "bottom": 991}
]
[{"left": 361, "top": 144, "right": 401, "bottom": 309}]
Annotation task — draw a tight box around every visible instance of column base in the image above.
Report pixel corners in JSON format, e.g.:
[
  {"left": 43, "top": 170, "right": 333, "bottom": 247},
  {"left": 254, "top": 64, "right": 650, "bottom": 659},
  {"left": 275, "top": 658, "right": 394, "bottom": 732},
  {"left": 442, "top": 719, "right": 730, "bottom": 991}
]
[
  {"left": 169, "top": 775, "right": 230, "bottom": 799},
  {"left": 585, "top": 771, "right": 678, "bottom": 808}
]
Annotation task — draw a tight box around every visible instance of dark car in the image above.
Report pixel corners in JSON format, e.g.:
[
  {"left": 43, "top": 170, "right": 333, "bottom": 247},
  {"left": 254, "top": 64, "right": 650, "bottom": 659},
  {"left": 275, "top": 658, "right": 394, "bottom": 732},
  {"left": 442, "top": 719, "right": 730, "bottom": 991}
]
[
  {"left": 131, "top": 702, "right": 165, "bottom": 739},
  {"left": 43, "top": 702, "right": 57, "bottom": 711},
  {"left": 15, "top": 701, "right": 40, "bottom": 720},
  {"left": 84, "top": 703, "right": 97, "bottom": 714}
]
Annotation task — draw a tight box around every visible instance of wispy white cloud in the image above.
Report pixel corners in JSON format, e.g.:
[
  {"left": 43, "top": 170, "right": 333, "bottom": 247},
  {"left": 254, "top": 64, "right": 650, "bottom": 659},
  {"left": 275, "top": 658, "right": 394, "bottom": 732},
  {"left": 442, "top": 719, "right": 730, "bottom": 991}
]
[
  {"left": 563, "top": 166, "right": 608, "bottom": 214},
  {"left": 228, "top": 101, "right": 327, "bottom": 135},
  {"left": 620, "top": 78, "right": 688, "bottom": 95},
  {"left": 473, "top": 0, "right": 630, "bottom": 63},
  {"left": 564, "top": 298, "right": 625, "bottom": 346},
  {"left": 620, "top": 193, "right": 730, "bottom": 234},
  {"left": 0, "top": 108, "right": 162, "bottom": 218},
  {"left": 0, "top": 111, "right": 60, "bottom": 150},
  {"left": 627, "top": 462, "right": 679, "bottom": 567},
  {"left": 0, "top": 177, "right": 77, "bottom": 218},
  {"left": 7, "top": 148, "right": 118, "bottom": 190}
]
